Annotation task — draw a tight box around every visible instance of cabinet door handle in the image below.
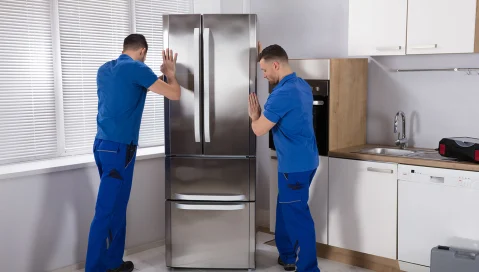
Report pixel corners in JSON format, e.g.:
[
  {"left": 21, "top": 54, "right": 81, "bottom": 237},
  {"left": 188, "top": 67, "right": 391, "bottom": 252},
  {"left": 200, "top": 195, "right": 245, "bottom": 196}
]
[
  {"left": 367, "top": 167, "right": 393, "bottom": 174},
  {"left": 410, "top": 44, "right": 438, "bottom": 49},
  {"left": 376, "top": 46, "right": 402, "bottom": 51}
]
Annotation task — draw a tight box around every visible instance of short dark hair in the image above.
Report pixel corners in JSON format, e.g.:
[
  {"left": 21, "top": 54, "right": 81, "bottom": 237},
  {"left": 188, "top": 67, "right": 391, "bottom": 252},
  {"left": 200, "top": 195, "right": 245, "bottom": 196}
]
[
  {"left": 123, "top": 34, "right": 148, "bottom": 51},
  {"left": 258, "top": 44, "right": 288, "bottom": 62}
]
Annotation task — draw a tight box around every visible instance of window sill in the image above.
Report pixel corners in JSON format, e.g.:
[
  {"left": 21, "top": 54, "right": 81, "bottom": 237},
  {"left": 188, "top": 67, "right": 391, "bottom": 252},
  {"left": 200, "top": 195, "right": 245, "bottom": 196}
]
[{"left": 0, "top": 146, "right": 165, "bottom": 180}]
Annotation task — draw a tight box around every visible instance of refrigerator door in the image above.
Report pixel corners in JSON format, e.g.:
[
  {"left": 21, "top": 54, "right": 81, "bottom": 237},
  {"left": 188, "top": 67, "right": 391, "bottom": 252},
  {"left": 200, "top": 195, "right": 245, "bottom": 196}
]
[
  {"left": 163, "top": 14, "right": 203, "bottom": 155},
  {"left": 166, "top": 201, "right": 255, "bottom": 269},
  {"left": 202, "top": 14, "right": 257, "bottom": 156},
  {"left": 166, "top": 156, "right": 256, "bottom": 201}
]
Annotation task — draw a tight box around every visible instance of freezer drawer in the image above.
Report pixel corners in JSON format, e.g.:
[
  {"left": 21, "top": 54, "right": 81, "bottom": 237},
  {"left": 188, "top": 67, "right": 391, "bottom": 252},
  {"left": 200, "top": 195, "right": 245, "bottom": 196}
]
[
  {"left": 166, "top": 201, "right": 255, "bottom": 269},
  {"left": 166, "top": 157, "right": 256, "bottom": 201}
]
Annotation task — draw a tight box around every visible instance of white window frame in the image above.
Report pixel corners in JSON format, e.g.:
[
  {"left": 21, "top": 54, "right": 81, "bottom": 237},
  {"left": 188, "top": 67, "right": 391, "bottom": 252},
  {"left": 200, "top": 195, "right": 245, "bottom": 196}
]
[{"left": 51, "top": 0, "right": 67, "bottom": 157}]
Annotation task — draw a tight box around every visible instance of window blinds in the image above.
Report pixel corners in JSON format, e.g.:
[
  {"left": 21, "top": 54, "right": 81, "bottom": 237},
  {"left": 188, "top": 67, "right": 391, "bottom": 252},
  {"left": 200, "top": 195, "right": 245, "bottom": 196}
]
[
  {"left": 58, "top": 0, "right": 130, "bottom": 153},
  {"left": 0, "top": 0, "right": 57, "bottom": 164},
  {"left": 0, "top": 0, "right": 193, "bottom": 165}
]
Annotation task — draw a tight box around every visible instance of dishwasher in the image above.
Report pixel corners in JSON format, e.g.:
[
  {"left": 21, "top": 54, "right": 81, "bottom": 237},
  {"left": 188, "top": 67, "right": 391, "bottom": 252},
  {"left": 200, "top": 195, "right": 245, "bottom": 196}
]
[{"left": 398, "top": 164, "right": 479, "bottom": 267}]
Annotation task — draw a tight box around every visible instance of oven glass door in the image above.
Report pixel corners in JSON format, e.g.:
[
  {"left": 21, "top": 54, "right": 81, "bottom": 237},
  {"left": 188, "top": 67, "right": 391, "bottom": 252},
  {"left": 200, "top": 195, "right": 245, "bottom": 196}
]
[{"left": 313, "top": 99, "right": 329, "bottom": 156}]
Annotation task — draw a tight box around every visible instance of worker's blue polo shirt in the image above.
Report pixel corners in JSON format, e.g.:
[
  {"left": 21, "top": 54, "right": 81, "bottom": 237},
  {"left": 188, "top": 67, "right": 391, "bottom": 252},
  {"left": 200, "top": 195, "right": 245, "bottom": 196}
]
[
  {"left": 263, "top": 72, "right": 319, "bottom": 173},
  {"left": 95, "top": 54, "right": 158, "bottom": 145}
]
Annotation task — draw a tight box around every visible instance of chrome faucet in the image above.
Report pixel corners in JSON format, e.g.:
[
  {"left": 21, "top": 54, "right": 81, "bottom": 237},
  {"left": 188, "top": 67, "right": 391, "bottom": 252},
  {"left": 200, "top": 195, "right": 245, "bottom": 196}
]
[{"left": 394, "top": 111, "right": 408, "bottom": 149}]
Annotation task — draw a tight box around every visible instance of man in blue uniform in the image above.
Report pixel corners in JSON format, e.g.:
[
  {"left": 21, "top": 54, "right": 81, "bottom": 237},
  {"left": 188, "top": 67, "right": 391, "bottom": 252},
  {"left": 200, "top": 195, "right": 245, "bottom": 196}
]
[
  {"left": 85, "top": 34, "right": 181, "bottom": 272},
  {"left": 248, "top": 44, "right": 320, "bottom": 272}
]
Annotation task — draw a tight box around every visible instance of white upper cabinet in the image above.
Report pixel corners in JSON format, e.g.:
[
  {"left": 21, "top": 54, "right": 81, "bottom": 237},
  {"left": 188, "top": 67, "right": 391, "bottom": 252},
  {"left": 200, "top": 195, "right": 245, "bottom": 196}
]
[
  {"left": 372, "top": 0, "right": 407, "bottom": 55},
  {"left": 407, "top": 0, "right": 478, "bottom": 54},
  {"left": 348, "top": 0, "right": 407, "bottom": 56},
  {"left": 348, "top": 0, "right": 373, "bottom": 56},
  {"left": 348, "top": 0, "right": 479, "bottom": 55}
]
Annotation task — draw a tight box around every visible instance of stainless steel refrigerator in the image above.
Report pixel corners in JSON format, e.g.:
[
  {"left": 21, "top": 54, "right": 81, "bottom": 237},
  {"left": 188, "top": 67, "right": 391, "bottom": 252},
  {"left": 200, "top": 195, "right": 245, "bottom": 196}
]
[{"left": 163, "top": 14, "right": 257, "bottom": 270}]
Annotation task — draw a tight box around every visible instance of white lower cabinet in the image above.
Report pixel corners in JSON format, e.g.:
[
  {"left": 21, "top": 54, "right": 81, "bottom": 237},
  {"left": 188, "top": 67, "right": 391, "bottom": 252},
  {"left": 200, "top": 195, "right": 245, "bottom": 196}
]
[{"left": 328, "top": 158, "right": 398, "bottom": 259}]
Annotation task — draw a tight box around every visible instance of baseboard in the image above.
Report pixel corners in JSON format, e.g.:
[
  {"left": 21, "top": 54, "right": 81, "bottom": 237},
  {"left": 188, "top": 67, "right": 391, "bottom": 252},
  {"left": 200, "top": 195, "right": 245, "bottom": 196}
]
[
  {"left": 316, "top": 244, "right": 404, "bottom": 272},
  {"left": 257, "top": 227, "right": 405, "bottom": 272},
  {"left": 50, "top": 239, "right": 165, "bottom": 272},
  {"left": 256, "top": 208, "right": 269, "bottom": 228}
]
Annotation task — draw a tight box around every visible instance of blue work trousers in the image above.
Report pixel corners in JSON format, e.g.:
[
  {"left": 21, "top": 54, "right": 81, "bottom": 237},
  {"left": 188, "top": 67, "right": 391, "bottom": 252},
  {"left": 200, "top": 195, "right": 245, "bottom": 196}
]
[
  {"left": 276, "top": 169, "right": 320, "bottom": 272},
  {"left": 85, "top": 139, "right": 137, "bottom": 272}
]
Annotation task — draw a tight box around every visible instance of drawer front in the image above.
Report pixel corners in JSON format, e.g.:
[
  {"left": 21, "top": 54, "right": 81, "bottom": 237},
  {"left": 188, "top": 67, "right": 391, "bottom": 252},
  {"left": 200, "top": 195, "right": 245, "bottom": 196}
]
[
  {"left": 166, "top": 157, "right": 255, "bottom": 201},
  {"left": 166, "top": 201, "right": 255, "bottom": 269}
]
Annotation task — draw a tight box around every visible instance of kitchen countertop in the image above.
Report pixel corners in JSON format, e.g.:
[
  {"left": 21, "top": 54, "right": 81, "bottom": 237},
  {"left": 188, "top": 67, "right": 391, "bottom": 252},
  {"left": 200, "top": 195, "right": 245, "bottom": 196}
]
[{"left": 329, "top": 144, "right": 479, "bottom": 172}]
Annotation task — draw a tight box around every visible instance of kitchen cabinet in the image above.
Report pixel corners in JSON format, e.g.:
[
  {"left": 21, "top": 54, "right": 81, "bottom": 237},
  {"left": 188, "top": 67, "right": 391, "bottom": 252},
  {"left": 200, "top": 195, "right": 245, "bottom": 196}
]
[
  {"left": 348, "top": 0, "right": 479, "bottom": 55},
  {"left": 348, "top": 0, "right": 407, "bottom": 56},
  {"left": 407, "top": 0, "right": 479, "bottom": 54},
  {"left": 269, "top": 155, "right": 329, "bottom": 245},
  {"left": 328, "top": 158, "right": 397, "bottom": 259}
]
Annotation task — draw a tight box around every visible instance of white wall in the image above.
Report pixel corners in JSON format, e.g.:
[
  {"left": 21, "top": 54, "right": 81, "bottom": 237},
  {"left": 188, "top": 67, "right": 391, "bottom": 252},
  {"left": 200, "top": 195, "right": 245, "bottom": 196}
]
[
  {"left": 251, "top": 0, "right": 349, "bottom": 59},
  {"left": 193, "top": 0, "right": 249, "bottom": 14},
  {"left": 0, "top": 158, "right": 164, "bottom": 272},
  {"left": 368, "top": 54, "right": 479, "bottom": 148}
]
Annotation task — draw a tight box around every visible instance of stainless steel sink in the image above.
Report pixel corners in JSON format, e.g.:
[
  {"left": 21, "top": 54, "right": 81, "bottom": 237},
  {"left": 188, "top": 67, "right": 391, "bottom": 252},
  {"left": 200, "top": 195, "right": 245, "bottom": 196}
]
[
  {"left": 356, "top": 147, "right": 458, "bottom": 161},
  {"left": 357, "top": 147, "right": 417, "bottom": 157},
  {"left": 407, "top": 151, "right": 457, "bottom": 161}
]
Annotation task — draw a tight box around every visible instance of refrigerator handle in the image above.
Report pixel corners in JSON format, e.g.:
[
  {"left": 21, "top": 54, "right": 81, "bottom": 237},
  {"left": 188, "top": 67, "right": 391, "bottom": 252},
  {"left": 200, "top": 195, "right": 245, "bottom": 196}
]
[
  {"left": 175, "top": 193, "right": 246, "bottom": 201},
  {"left": 193, "top": 28, "right": 201, "bottom": 143},
  {"left": 203, "top": 28, "right": 211, "bottom": 143},
  {"left": 176, "top": 203, "right": 245, "bottom": 211}
]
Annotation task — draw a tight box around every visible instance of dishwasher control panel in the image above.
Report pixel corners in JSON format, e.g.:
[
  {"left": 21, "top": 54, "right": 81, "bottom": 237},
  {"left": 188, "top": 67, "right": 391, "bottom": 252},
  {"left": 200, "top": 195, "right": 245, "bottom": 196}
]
[{"left": 398, "top": 164, "right": 479, "bottom": 190}]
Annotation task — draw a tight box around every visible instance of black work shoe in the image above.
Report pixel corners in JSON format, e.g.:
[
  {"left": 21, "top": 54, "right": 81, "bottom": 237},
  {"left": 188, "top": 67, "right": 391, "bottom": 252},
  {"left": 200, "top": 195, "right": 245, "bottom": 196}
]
[
  {"left": 107, "top": 261, "right": 134, "bottom": 272},
  {"left": 278, "top": 256, "right": 296, "bottom": 271}
]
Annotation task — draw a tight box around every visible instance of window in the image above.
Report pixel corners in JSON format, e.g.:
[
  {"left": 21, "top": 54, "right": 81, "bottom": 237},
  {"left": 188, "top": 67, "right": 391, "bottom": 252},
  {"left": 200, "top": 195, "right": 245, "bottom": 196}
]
[
  {"left": 136, "top": 0, "right": 192, "bottom": 147},
  {"left": 58, "top": 0, "right": 131, "bottom": 153},
  {"left": 0, "top": 0, "right": 57, "bottom": 165},
  {"left": 0, "top": 0, "right": 192, "bottom": 165}
]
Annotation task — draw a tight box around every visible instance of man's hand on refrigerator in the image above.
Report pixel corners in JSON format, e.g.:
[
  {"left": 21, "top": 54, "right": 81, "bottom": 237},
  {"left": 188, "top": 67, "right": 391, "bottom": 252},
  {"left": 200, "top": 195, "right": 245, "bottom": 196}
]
[
  {"left": 160, "top": 48, "right": 178, "bottom": 78},
  {"left": 248, "top": 93, "right": 261, "bottom": 121},
  {"left": 148, "top": 48, "right": 181, "bottom": 100}
]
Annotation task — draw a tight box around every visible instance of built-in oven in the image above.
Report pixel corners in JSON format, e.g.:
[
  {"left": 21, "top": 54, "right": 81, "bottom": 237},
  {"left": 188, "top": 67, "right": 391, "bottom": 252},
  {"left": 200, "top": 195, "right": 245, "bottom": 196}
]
[{"left": 268, "top": 79, "right": 329, "bottom": 156}]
